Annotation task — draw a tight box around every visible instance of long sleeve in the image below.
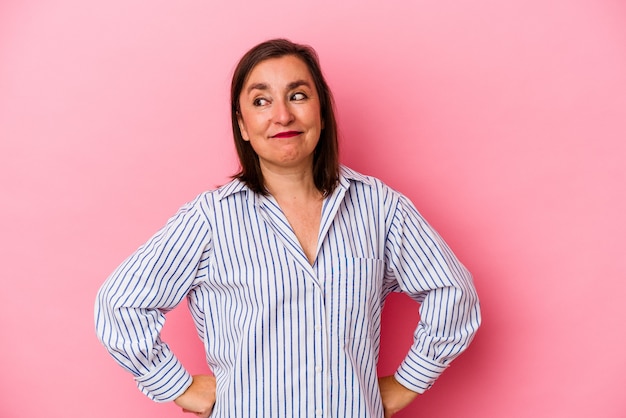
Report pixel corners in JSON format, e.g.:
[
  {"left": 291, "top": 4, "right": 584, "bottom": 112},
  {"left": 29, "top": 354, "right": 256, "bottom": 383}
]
[
  {"left": 383, "top": 195, "right": 481, "bottom": 393},
  {"left": 95, "top": 198, "right": 213, "bottom": 402}
]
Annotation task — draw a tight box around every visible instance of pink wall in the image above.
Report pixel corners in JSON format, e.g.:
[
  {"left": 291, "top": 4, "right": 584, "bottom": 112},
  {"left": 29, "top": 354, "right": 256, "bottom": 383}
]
[{"left": 2, "top": 1, "right": 625, "bottom": 417}]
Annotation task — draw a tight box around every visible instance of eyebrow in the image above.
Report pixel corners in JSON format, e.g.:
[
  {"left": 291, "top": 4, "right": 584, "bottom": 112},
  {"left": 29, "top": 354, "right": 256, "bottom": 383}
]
[
  {"left": 246, "top": 83, "right": 268, "bottom": 94},
  {"left": 287, "top": 80, "right": 312, "bottom": 90},
  {"left": 246, "top": 79, "right": 312, "bottom": 94}
]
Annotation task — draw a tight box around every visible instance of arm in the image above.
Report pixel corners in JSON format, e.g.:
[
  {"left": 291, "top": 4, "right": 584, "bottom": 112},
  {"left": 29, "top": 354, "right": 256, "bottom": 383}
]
[
  {"left": 382, "top": 195, "right": 481, "bottom": 407},
  {"left": 95, "top": 199, "right": 213, "bottom": 402}
]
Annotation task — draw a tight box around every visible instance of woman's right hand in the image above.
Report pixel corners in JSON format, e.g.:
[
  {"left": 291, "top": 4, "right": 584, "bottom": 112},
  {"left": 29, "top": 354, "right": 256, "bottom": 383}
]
[{"left": 174, "top": 374, "right": 216, "bottom": 418}]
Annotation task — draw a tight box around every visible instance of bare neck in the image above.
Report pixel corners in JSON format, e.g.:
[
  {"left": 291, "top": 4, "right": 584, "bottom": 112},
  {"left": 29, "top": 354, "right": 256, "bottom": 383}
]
[{"left": 262, "top": 165, "right": 322, "bottom": 203}]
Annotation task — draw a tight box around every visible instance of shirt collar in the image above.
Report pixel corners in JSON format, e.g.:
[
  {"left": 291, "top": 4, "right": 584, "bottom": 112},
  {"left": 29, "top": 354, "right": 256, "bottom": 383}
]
[
  {"left": 338, "top": 165, "right": 374, "bottom": 189},
  {"left": 217, "top": 177, "right": 249, "bottom": 200},
  {"left": 216, "top": 165, "right": 374, "bottom": 201}
]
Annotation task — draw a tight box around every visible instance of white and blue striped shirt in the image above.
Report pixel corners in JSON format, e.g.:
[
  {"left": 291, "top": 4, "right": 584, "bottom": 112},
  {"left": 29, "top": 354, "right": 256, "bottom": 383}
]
[{"left": 95, "top": 166, "right": 480, "bottom": 417}]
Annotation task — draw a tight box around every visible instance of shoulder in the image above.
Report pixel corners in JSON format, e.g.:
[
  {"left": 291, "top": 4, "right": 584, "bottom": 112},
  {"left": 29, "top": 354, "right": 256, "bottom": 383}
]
[{"left": 339, "top": 166, "right": 424, "bottom": 221}]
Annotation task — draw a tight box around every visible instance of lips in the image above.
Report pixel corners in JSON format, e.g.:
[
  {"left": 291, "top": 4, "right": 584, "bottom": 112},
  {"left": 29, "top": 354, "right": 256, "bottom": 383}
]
[{"left": 271, "top": 131, "right": 302, "bottom": 138}]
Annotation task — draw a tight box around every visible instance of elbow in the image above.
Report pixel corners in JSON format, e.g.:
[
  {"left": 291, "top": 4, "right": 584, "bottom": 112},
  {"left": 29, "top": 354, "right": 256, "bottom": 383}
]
[
  {"left": 94, "top": 281, "right": 118, "bottom": 345},
  {"left": 460, "top": 282, "right": 481, "bottom": 341}
]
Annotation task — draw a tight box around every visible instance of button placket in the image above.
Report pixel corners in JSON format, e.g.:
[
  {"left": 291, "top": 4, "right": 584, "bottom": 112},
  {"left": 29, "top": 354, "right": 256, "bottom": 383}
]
[{"left": 312, "top": 284, "right": 330, "bottom": 418}]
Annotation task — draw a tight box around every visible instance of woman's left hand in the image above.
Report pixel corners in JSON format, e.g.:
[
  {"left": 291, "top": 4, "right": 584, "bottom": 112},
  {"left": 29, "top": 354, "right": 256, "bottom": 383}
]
[
  {"left": 378, "top": 375, "right": 419, "bottom": 417},
  {"left": 174, "top": 374, "right": 216, "bottom": 417}
]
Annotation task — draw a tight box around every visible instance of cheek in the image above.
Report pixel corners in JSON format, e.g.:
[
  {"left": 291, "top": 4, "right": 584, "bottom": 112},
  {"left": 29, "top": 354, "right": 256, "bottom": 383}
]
[
  {"left": 311, "top": 106, "right": 323, "bottom": 130},
  {"left": 239, "top": 111, "right": 267, "bottom": 138},
  {"left": 314, "top": 115, "right": 323, "bottom": 135}
]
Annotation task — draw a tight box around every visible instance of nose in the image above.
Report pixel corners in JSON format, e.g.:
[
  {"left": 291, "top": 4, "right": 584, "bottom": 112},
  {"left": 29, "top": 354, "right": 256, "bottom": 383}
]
[{"left": 271, "top": 99, "right": 294, "bottom": 125}]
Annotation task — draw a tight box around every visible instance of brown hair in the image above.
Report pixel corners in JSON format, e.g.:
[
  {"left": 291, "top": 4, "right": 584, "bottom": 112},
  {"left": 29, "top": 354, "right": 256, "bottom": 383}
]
[{"left": 231, "top": 38, "right": 339, "bottom": 196}]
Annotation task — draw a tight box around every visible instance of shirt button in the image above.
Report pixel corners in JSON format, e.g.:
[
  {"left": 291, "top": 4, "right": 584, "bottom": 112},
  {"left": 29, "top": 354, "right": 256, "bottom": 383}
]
[
  {"left": 314, "top": 325, "right": 321, "bottom": 331},
  {"left": 315, "top": 409, "right": 323, "bottom": 416},
  {"left": 315, "top": 365, "right": 322, "bottom": 373}
]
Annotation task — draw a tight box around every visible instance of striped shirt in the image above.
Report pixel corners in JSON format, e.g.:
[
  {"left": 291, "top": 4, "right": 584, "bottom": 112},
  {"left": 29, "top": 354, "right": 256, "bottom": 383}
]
[{"left": 95, "top": 166, "right": 480, "bottom": 418}]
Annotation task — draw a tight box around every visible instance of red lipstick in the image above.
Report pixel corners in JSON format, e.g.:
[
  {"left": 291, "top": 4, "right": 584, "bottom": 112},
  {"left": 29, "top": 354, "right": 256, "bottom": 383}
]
[{"left": 272, "top": 131, "right": 301, "bottom": 138}]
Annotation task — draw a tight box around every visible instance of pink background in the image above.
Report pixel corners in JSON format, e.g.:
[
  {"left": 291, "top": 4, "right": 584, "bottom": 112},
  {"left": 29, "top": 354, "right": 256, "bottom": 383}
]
[{"left": 1, "top": 0, "right": 625, "bottom": 417}]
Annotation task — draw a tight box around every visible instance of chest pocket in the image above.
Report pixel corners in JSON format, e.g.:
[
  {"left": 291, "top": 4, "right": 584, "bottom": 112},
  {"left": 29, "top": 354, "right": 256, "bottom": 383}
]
[{"left": 326, "top": 257, "right": 386, "bottom": 341}]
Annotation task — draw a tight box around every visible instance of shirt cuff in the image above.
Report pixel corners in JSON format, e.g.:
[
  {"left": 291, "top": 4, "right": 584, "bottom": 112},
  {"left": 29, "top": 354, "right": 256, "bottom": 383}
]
[
  {"left": 394, "top": 351, "right": 448, "bottom": 394},
  {"left": 134, "top": 351, "right": 193, "bottom": 402}
]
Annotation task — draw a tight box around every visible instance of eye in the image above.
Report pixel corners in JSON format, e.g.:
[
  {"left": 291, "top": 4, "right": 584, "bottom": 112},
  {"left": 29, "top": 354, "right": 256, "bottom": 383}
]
[
  {"left": 290, "top": 92, "right": 307, "bottom": 101},
  {"left": 253, "top": 97, "right": 269, "bottom": 107}
]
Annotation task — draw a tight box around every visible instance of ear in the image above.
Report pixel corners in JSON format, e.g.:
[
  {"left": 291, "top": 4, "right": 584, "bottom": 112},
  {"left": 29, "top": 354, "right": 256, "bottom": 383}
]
[{"left": 237, "top": 112, "right": 250, "bottom": 141}]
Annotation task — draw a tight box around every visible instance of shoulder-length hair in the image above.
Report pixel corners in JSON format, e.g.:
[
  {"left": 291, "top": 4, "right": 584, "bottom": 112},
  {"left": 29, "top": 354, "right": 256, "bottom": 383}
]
[{"left": 230, "top": 38, "right": 339, "bottom": 196}]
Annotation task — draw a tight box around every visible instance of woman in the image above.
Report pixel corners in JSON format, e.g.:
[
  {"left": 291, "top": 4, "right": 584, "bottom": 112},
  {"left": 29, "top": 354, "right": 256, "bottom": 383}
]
[{"left": 95, "top": 38, "right": 481, "bottom": 418}]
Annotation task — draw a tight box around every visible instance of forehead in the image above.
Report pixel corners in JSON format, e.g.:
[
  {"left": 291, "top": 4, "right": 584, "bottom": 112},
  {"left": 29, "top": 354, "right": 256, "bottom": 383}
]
[{"left": 243, "top": 55, "right": 315, "bottom": 90}]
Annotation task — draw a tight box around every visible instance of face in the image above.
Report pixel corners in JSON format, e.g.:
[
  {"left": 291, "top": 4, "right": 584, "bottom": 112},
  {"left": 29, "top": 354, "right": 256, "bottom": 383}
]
[{"left": 237, "top": 55, "right": 323, "bottom": 174}]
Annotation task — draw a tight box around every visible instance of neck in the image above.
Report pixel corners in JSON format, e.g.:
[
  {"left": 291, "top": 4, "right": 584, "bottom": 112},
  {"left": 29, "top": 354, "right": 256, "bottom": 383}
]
[{"left": 261, "top": 162, "right": 320, "bottom": 201}]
